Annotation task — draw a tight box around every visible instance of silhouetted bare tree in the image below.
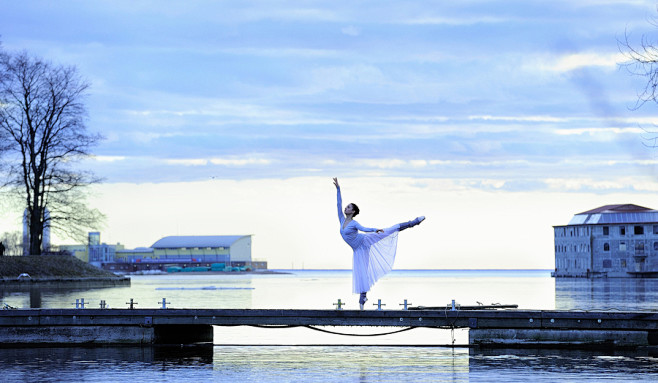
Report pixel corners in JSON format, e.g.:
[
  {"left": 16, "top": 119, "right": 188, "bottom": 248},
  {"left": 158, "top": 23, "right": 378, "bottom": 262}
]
[
  {"left": 0, "top": 51, "right": 104, "bottom": 255},
  {"left": 0, "top": 40, "right": 9, "bottom": 159},
  {"left": 619, "top": 19, "right": 658, "bottom": 109}
]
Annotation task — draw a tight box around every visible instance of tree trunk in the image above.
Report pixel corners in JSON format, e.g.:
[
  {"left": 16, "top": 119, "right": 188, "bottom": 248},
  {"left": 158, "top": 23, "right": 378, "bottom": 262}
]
[{"left": 28, "top": 207, "right": 42, "bottom": 255}]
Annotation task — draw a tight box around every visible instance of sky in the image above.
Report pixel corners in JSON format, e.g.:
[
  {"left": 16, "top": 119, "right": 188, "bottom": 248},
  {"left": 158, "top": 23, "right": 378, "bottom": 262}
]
[{"left": 2, "top": 1, "right": 658, "bottom": 269}]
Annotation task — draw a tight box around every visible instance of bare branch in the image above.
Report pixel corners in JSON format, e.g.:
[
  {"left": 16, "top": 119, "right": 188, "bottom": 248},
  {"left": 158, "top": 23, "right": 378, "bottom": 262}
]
[{"left": 0, "top": 51, "right": 104, "bottom": 254}]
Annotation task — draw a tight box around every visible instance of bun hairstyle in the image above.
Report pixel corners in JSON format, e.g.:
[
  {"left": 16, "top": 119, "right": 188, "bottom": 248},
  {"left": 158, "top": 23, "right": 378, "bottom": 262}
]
[{"left": 350, "top": 203, "right": 360, "bottom": 217}]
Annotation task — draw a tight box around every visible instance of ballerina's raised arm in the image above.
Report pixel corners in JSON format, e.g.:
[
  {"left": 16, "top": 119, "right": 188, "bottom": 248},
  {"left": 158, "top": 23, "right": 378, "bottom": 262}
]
[{"left": 333, "top": 177, "right": 345, "bottom": 224}]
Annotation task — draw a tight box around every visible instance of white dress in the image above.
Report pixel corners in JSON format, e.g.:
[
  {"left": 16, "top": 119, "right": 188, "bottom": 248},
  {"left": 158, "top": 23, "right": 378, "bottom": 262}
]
[{"left": 337, "top": 187, "right": 400, "bottom": 294}]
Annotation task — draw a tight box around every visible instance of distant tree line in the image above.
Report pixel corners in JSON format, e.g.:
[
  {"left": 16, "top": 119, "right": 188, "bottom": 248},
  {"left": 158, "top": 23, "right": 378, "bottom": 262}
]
[
  {"left": 0, "top": 231, "right": 21, "bottom": 256},
  {"left": 0, "top": 37, "right": 104, "bottom": 255}
]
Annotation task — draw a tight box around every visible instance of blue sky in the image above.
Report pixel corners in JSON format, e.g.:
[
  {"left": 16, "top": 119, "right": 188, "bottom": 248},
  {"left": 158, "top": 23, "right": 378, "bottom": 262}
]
[{"left": 2, "top": 1, "right": 658, "bottom": 268}]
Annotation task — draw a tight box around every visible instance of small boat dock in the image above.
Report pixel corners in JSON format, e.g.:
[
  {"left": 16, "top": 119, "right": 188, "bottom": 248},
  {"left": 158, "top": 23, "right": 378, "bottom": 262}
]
[{"left": 1, "top": 307, "right": 657, "bottom": 348}]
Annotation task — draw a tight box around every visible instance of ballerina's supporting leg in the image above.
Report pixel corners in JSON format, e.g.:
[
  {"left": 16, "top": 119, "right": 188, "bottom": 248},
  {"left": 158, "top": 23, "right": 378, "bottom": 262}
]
[
  {"left": 398, "top": 216, "right": 425, "bottom": 231},
  {"left": 359, "top": 292, "right": 368, "bottom": 310}
]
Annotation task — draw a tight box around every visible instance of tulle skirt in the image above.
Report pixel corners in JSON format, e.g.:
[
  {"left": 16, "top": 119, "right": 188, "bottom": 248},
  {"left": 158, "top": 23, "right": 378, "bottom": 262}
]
[{"left": 352, "top": 224, "right": 400, "bottom": 294}]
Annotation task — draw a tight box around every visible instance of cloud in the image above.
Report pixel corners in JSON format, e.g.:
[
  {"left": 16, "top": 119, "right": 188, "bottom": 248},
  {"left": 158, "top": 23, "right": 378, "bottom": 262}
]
[
  {"left": 399, "top": 15, "right": 512, "bottom": 26},
  {"left": 209, "top": 158, "right": 272, "bottom": 166},
  {"left": 559, "top": 158, "right": 658, "bottom": 167},
  {"left": 427, "top": 159, "right": 532, "bottom": 167},
  {"left": 544, "top": 178, "right": 644, "bottom": 192},
  {"left": 93, "top": 155, "right": 126, "bottom": 162},
  {"left": 128, "top": 131, "right": 180, "bottom": 143},
  {"left": 356, "top": 159, "right": 408, "bottom": 169},
  {"left": 469, "top": 115, "right": 571, "bottom": 123},
  {"left": 161, "top": 157, "right": 273, "bottom": 167},
  {"left": 308, "top": 64, "right": 386, "bottom": 92},
  {"left": 218, "top": 47, "right": 342, "bottom": 59},
  {"left": 165, "top": 159, "right": 208, "bottom": 166},
  {"left": 553, "top": 127, "right": 645, "bottom": 136},
  {"left": 534, "top": 52, "right": 626, "bottom": 73},
  {"left": 341, "top": 26, "right": 360, "bottom": 36}
]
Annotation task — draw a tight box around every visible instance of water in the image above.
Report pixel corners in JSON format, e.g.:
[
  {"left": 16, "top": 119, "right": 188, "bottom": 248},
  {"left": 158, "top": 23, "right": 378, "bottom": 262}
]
[{"left": 1, "top": 270, "right": 658, "bottom": 382}]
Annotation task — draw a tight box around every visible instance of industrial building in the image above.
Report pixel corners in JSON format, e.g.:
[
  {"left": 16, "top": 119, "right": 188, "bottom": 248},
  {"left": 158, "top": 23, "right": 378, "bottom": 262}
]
[
  {"left": 553, "top": 204, "right": 658, "bottom": 277},
  {"left": 61, "top": 234, "right": 266, "bottom": 273}
]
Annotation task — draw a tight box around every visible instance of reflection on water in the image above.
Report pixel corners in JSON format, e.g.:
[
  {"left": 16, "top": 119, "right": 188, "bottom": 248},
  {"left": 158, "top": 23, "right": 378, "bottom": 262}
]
[
  {"left": 0, "top": 345, "right": 656, "bottom": 382},
  {"left": 0, "top": 280, "right": 132, "bottom": 309},
  {"left": 1, "top": 271, "right": 657, "bottom": 381},
  {"left": 469, "top": 348, "right": 658, "bottom": 381},
  {"left": 555, "top": 278, "right": 658, "bottom": 311}
]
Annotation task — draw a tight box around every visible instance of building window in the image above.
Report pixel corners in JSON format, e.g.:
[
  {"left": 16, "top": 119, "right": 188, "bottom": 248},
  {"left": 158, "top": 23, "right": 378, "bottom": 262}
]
[
  {"left": 620, "top": 242, "right": 626, "bottom": 251},
  {"left": 620, "top": 226, "right": 626, "bottom": 236},
  {"left": 636, "top": 242, "right": 645, "bottom": 255},
  {"left": 654, "top": 225, "right": 658, "bottom": 234},
  {"left": 603, "top": 243, "right": 610, "bottom": 251},
  {"left": 603, "top": 259, "right": 612, "bottom": 268},
  {"left": 634, "top": 226, "right": 644, "bottom": 235},
  {"left": 654, "top": 242, "right": 658, "bottom": 251},
  {"left": 621, "top": 259, "right": 627, "bottom": 268},
  {"left": 603, "top": 226, "right": 609, "bottom": 236}
]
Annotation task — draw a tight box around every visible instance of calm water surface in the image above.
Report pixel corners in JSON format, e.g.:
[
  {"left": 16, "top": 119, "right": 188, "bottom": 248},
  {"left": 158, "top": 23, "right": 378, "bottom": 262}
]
[{"left": 1, "top": 270, "right": 657, "bottom": 382}]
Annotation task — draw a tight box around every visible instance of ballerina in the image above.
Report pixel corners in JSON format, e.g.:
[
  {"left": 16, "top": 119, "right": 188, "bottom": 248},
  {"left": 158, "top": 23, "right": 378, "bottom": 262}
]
[{"left": 333, "top": 178, "right": 425, "bottom": 310}]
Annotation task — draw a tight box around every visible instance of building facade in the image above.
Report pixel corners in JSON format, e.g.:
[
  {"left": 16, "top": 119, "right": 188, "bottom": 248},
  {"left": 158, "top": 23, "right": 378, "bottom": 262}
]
[
  {"left": 60, "top": 234, "right": 265, "bottom": 272},
  {"left": 108, "top": 235, "right": 263, "bottom": 272},
  {"left": 59, "top": 232, "right": 124, "bottom": 267},
  {"left": 553, "top": 204, "right": 658, "bottom": 277}
]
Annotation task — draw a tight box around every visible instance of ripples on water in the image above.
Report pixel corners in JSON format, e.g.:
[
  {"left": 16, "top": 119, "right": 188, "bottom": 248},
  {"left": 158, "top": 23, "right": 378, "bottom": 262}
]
[
  {"left": 1, "top": 270, "right": 658, "bottom": 381},
  {"left": 2, "top": 346, "right": 658, "bottom": 382}
]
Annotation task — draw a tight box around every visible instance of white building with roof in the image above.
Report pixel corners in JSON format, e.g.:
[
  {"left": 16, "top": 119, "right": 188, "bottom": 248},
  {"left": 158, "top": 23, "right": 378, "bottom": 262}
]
[
  {"left": 58, "top": 233, "right": 264, "bottom": 273},
  {"left": 553, "top": 204, "right": 658, "bottom": 277},
  {"left": 149, "top": 235, "right": 252, "bottom": 264},
  {"left": 109, "top": 235, "right": 258, "bottom": 271}
]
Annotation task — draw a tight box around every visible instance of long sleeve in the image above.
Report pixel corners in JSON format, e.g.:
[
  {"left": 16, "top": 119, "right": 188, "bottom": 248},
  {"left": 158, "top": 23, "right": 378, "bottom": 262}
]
[
  {"left": 337, "top": 187, "right": 345, "bottom": 224},
  {"left": 354, "top": 221, "right": 377, "bottom": 233}
]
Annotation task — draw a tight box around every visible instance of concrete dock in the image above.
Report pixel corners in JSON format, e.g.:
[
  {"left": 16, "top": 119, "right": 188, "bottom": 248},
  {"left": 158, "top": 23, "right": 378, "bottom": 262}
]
[{"left": 1, "top": 308, "right": 657, "bottom": 348}]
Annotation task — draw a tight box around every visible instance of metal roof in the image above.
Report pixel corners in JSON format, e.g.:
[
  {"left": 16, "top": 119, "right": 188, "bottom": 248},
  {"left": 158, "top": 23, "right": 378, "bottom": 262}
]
[
  {"left": 576, "top": 204, "right": 652, "bottom": 215},
  {"left": 151, "top": 236, "right": 249, "bottom": 249},
  {"left": 567, "top": 204, "right": 658, "bottom": 226}
]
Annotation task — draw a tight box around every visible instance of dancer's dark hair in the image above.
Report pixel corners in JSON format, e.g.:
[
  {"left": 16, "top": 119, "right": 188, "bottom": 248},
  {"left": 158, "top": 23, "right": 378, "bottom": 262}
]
[{"left": 350, "top": 203, "right": 360, "bottom": 217}]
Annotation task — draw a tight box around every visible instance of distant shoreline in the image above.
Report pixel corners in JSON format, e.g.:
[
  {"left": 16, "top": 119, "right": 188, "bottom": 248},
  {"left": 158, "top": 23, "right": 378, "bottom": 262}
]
[
  {"left": 0, "top": 255, "right": 130, "bottom": 286},
  {"left": 129, "top": 270, "right": 291, "bottom": 276},
  {"left": 0, "top": 277, "right": 130, "bottom": 290},
  {"left": 267, "top": 269, "right": 553, "bottom": 272}
]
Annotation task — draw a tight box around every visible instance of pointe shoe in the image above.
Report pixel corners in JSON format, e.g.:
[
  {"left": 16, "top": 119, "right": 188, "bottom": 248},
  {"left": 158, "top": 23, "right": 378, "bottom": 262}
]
[
  {"left": 359, "top": 294, "right": 368, "bottom": 310},
  {"left": 417, "top": 216, "right": 425, "bottom": 223}
]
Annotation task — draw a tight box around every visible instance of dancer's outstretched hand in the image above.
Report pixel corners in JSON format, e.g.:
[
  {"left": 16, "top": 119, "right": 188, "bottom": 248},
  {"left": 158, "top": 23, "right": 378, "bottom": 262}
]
[{"left": 333, "top": 177, "right": 340, "bottom": 189}]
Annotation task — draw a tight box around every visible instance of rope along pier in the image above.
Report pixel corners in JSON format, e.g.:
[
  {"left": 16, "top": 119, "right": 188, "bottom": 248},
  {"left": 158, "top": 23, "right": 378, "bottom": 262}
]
[{"left": 1, "top": 308, "right": 657, "bottom": 347}]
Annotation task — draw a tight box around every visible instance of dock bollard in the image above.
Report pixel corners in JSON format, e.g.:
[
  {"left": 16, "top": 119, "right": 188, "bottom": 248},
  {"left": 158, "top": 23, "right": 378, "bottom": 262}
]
[
  {"left": 126, "top": 298, "right": 138, "bottom": 309},
  {"left": 373, "top": 299, "right": 386, "bottom": 310},
  {"left": 99, "top": 300, "right": 107, "bottom": 309},
  {"left": 73, "top": 298, "right": 87, "bottom": 309},
  {"left": 399, "top": 299, "right": 411, "bottom": 310},
  {"left": 159, "top": 298, "right": 170, "bottom": 309},
  {"left": 333, "top": 299, "right": 345, "bottom": 310}
]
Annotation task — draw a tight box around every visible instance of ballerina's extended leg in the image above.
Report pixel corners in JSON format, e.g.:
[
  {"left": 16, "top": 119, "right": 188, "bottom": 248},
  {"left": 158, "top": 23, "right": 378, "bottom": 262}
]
[{"left": 399, "top": 216, "right": 425, "bottom": 231}]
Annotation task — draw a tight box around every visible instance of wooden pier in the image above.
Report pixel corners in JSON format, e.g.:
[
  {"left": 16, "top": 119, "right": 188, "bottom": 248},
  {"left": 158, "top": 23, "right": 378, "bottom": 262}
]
[{"left": 1, "top": 308, "right": 657, "bottom": 348}]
